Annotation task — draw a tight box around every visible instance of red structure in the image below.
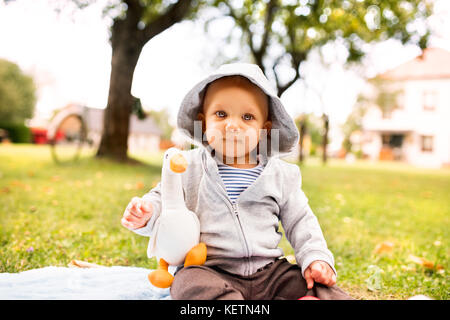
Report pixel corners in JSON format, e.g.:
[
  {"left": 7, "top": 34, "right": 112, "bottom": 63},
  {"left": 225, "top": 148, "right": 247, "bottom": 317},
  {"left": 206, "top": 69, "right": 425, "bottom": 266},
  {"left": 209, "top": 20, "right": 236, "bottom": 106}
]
[
  {"left": 30, "top": 127, "right": 65, "bottom": 144},
  {"left": 30, "top": 128, "right": 48, "bottom": 144}
]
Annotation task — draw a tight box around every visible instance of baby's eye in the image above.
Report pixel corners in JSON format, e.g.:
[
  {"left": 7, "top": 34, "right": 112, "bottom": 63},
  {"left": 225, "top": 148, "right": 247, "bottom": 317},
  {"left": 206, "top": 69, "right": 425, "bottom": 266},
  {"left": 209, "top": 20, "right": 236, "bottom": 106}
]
[
  {"left": 215, "top": 111, "right": 226, "bottom": 118},
  {"left": 243, "top": 114, "right": 254, "bottom": 121}
]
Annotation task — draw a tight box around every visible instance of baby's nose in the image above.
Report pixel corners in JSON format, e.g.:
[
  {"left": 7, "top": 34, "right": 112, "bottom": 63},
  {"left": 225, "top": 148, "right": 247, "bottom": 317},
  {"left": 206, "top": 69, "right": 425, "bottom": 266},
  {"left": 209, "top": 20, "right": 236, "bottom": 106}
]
[{"left": 225, "top": 120, "right": 241, "bottom": 132}]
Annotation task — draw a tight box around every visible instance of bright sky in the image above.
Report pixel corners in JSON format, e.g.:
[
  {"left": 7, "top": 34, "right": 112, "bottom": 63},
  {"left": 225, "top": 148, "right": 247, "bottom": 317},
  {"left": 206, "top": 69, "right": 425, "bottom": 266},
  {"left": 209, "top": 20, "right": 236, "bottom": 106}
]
[{"left": 0, "top": 0, "right": 449, "bottom": 133}]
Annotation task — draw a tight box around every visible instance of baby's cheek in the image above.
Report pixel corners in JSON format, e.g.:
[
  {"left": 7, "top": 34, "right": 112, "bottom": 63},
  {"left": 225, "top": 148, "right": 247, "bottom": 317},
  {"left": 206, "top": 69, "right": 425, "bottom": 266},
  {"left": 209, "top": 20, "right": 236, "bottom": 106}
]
[
  {"left": 205, "top": 127, "right": 222, "bottom": 145},
  {"left": 245, "top": 129, "right": 260, "bottom": 147}
]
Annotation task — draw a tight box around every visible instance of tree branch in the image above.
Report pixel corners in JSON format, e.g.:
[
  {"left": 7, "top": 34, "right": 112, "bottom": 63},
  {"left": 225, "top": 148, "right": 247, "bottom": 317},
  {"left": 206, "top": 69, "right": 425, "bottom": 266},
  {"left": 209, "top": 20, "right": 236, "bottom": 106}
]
[
  {"left": 255, "top": 0, "right": 278, "bottom": 65},
  {"left": 276, "top": 58, "right": 300, "bottom": 97},
  {"left": 274, "top": 36, "right": 304, "bottom": 95},
  {"left": 221, "top": 1, "right": 257, "bottom": 56},
  {"left": 140, "top": 0, "right": 194, "bottom": 44}
]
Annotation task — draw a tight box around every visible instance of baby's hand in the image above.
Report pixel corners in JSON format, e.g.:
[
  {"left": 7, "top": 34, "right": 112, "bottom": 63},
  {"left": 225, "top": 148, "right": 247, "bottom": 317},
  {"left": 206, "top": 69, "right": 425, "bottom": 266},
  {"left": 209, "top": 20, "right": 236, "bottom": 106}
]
[
  {"left": 304, "top": 261, "right": 336, "bottom": 289},
  {"left": 121, "top": 197, "right": 153, "bottom": 230}
]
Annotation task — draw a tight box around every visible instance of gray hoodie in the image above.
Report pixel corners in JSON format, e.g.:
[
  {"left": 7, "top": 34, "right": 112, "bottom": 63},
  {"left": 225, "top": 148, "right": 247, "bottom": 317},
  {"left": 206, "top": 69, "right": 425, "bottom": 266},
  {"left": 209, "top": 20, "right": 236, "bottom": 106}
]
[{"left": 131, "top": 63, "right": 335, "bottom": 277}]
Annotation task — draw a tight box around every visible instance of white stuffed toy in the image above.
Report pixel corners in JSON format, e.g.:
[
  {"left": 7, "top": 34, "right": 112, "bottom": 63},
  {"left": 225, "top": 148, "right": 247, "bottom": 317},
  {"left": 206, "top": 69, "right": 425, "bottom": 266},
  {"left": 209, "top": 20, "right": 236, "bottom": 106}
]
[{"left": 147, "top": 147, "right": 207, "bottom": 288}]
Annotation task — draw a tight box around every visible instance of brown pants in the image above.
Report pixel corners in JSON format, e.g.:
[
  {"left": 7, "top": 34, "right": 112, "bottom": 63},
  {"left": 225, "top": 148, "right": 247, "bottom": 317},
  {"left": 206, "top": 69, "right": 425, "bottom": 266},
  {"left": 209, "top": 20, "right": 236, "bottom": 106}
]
[{"left": 171, "top": 258, "right": 353, "bottom": 300}]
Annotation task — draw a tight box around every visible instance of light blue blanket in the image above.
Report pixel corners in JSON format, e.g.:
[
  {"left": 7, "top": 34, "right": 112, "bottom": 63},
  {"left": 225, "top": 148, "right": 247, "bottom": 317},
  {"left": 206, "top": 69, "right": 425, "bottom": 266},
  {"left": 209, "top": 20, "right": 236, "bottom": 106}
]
[{"left": 0, "top": 266, "right": 172, "bottom": 300}]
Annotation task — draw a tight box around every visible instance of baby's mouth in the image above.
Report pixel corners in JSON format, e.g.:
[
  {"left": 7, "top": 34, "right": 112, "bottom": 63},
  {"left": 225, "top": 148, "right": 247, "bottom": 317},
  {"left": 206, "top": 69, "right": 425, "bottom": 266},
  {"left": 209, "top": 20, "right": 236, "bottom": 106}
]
[{"left": 224, "top": 137, "right": 243, "bottom": 143}]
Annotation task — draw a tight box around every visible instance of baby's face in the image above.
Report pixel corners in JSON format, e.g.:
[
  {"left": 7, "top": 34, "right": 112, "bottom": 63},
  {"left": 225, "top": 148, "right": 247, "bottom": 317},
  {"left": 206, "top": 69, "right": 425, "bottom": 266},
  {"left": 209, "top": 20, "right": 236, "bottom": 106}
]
[{"left": 197, "top": 77, "right": 272, "bottom": 163}]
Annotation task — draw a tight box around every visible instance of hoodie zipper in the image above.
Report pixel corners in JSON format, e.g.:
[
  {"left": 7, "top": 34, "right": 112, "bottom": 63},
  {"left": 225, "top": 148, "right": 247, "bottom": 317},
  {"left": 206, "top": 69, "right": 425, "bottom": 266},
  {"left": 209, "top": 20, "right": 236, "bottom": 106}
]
[
  {"left": 202, "top": 153, "right": 252, "bottom": 268},
  {"left": 216, "top": 180, "right": 251, "bottom": 260}
]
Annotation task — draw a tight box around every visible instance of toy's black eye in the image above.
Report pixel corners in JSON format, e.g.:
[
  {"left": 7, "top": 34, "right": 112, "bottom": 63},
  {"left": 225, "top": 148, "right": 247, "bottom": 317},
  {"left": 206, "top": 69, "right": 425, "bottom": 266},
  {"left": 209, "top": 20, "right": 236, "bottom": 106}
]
[{"left": 165, "top": 154, "right": 168, "bottom": 159}]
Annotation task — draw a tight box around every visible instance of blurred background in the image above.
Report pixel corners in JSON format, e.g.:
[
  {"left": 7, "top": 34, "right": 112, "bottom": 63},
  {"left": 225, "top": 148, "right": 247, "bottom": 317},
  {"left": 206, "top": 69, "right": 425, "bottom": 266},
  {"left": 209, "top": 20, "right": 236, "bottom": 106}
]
[{"left": 0, "top": 0, "right": 448, "bottom": 300}]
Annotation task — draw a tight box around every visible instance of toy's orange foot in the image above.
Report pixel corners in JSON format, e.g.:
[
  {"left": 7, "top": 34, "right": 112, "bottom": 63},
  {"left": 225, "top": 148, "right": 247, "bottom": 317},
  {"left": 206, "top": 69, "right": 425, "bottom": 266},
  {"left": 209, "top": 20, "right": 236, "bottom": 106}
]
[
  {"left": 148, "top": 269, "right": 174, "bottom": 288},
  {"left": 184, "top": 242, "right": 207, "bottom": 267}
]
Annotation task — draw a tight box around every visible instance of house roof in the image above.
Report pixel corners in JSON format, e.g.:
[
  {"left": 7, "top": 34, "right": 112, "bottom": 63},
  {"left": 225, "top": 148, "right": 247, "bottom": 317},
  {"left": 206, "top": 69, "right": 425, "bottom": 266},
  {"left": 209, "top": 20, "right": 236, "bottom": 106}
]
[{"left": 378, "top": 47, "right": 450, "bottom": 81}]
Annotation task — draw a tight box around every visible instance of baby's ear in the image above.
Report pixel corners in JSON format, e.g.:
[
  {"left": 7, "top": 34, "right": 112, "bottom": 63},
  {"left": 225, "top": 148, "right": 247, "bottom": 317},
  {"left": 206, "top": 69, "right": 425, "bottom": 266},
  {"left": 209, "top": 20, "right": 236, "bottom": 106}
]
[
  {"left": 263, "top": 120, "right": 272, "bottom": 136},
  {"left": 197, "top": 112, "right": 206, "bottom": 132}
]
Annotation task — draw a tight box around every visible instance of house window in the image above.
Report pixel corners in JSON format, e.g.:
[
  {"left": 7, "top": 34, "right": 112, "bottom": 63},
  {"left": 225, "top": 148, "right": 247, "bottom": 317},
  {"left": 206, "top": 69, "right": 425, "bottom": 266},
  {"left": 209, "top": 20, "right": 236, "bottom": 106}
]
[
  {"left": 382, "top": 134, "right": 391, "bottom": 146},
  {"left": 421, "top": 135, "right": 433, "bottom": 152},
  {"left": 423, "top": 91, "right": 437, "bottom": 111}
]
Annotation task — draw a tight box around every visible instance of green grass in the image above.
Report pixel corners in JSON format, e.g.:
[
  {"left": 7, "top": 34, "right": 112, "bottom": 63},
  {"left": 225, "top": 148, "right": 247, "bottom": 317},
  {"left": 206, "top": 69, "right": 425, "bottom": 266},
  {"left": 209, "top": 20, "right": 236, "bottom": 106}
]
[{"left": 0, "top": 144, "right": 448, "bottom": 300}]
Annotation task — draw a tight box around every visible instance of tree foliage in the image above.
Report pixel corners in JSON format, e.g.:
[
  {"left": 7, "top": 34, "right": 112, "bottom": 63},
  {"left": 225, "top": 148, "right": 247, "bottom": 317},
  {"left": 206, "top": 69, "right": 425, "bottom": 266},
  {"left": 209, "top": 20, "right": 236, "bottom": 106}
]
[
  {"left": 207, "top": 0, "right": 433, "bottom": 96},
  {"left": 146, "top": 107, "right": 174, "bottom": 141},
  {"left": 0, "top": 59, "right": 36, "bottom": 124},
  {"left": 341, "top": 93, "right": 368, "bottom": 153}
]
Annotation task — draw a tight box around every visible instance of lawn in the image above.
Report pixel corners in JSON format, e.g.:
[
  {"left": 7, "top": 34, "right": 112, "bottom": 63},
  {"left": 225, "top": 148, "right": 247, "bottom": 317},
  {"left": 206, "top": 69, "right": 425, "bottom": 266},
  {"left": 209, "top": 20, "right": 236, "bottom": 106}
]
[{"left": 0, "top": 144, "right": 448, "bottom": 300}]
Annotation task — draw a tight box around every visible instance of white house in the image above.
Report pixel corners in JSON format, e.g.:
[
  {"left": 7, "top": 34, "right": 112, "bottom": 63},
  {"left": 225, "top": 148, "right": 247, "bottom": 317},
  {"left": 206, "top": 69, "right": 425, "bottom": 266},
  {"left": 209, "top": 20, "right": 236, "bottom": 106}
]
[
  {"left": 84, "top": 107, "right": 162, "bottom": 153},
  {"left": 360, "top": 48, "right": 450, "bottom": 168}
]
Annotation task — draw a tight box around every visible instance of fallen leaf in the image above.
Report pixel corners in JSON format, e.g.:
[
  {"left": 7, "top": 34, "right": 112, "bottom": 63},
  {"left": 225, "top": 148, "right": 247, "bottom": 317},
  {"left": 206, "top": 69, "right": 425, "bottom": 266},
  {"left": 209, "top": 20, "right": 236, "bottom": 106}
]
[
  {"left": 124, "top": 183, "right": 133, "bottom": 190},
  {"left": 42, "top": 186, "right": 54, "bottom": 195},
  {"left": 136, "top": 181, "right": 145, "bottom": 190},
  {"left": 51, "top": 175, "right": 61, "bottom": 182},
  {"left": 421, "top": 191, "right": 432, "bottom": 198},
  {"left": 408, "top": 254, "right": 443, "bottom": 270},
  {"left": 335, "top": 193, "right": 346, "bottom": 205},
  {"left": 11, "top": 180, "right": 24, "bottom": 187},
  {"left": 401, "top": 265, "right": 416, "bottom": 272},
  {"left": 0, "top": 187, "right": 10, "bottom": 194},
  {"left": 68, "top": 259, "right": 104, "bottom": 268},
  {"left": 374, "top": 241, "right": 394, "bottom": 254},
  {"left": 335, "top": 193, "right": 344, "bottom": 201},
  {"left": 95, "top": 171, "right": 103, "bottom": 179}
]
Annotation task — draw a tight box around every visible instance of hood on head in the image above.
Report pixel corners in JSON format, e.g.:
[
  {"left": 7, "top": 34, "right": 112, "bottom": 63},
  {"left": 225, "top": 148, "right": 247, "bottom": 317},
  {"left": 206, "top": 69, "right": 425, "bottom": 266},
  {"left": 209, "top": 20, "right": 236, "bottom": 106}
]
[{"left": 176, "top": 63, "right": 299, "bottom": 159}]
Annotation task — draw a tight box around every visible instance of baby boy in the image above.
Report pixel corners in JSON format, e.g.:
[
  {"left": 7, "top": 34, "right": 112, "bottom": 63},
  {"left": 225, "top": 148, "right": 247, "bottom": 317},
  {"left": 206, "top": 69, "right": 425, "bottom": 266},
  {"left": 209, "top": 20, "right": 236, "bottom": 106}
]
[{"left": 121, "top": 63, "right": 352, "bottom": 300}]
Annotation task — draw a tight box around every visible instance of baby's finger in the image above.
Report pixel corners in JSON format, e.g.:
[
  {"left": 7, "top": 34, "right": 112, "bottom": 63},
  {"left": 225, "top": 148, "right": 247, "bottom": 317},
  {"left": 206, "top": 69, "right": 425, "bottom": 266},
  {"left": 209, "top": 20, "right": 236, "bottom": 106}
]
[
  {"left": 129, "top": 197, "right": 141, "bottom": 210},
  {"left": 121, "top": 217, "right": 136, "bottom": 229},
  {"left": 326, "top": 270, "right": 337, "bottom": 285},
  {"left": 314, "top": 273, "right": 326, "bottom": 285},
  {"left": 124, "top": 211, "right": 142, "bottom": 223},
  {"left": 304, "top": 268, "right": 314, "bottom": 290},
  {"left": 129, "top": 203, "right": 144, "bottom": 218},
  {"left": 125, "top": 199, "right": 137, "bottom": 213},
  {"left": 311, "top": 262, "right": 324, "bottom": 279},
  {"left": 328, "top": 274, "right": 337, "bottom": 287},
  {"left": 320, "top": 268, "right": 336, "bottom": 287},
  {"left": 141, "top": 200, "right": 153, "bottom": 213}
]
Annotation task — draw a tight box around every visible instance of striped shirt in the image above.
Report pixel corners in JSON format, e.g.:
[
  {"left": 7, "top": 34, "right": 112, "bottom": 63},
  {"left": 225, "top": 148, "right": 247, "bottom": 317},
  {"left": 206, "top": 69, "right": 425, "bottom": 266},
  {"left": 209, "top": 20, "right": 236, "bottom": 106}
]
[{"left": 217, "top": 162, "right": 265, "bottom": 203}]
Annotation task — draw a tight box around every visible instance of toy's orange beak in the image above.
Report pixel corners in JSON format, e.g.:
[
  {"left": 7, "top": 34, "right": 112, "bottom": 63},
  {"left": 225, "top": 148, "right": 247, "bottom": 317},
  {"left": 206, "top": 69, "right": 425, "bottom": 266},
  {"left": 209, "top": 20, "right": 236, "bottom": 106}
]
[{"left": 170, "top": 153, "right": 188, "bottom": 173}]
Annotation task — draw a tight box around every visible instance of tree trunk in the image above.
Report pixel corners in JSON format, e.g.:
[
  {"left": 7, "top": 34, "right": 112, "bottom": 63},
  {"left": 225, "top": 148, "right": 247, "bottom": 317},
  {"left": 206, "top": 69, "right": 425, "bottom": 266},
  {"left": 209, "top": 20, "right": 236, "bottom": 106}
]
[
  {"left": 95, "top": 1, "right": 194, "bottom": 162},
  {"left": 96, "top": 45, "right": 142, "bottom": 161},
  {"left": 96, "top": 16, "right": 143, "bottom": 162},
  {"left": 298, "top": 118, "right": 306, "bottom": 163},
  {"left": 322, "top": 114, "right": 329, "bottom": 164}
]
